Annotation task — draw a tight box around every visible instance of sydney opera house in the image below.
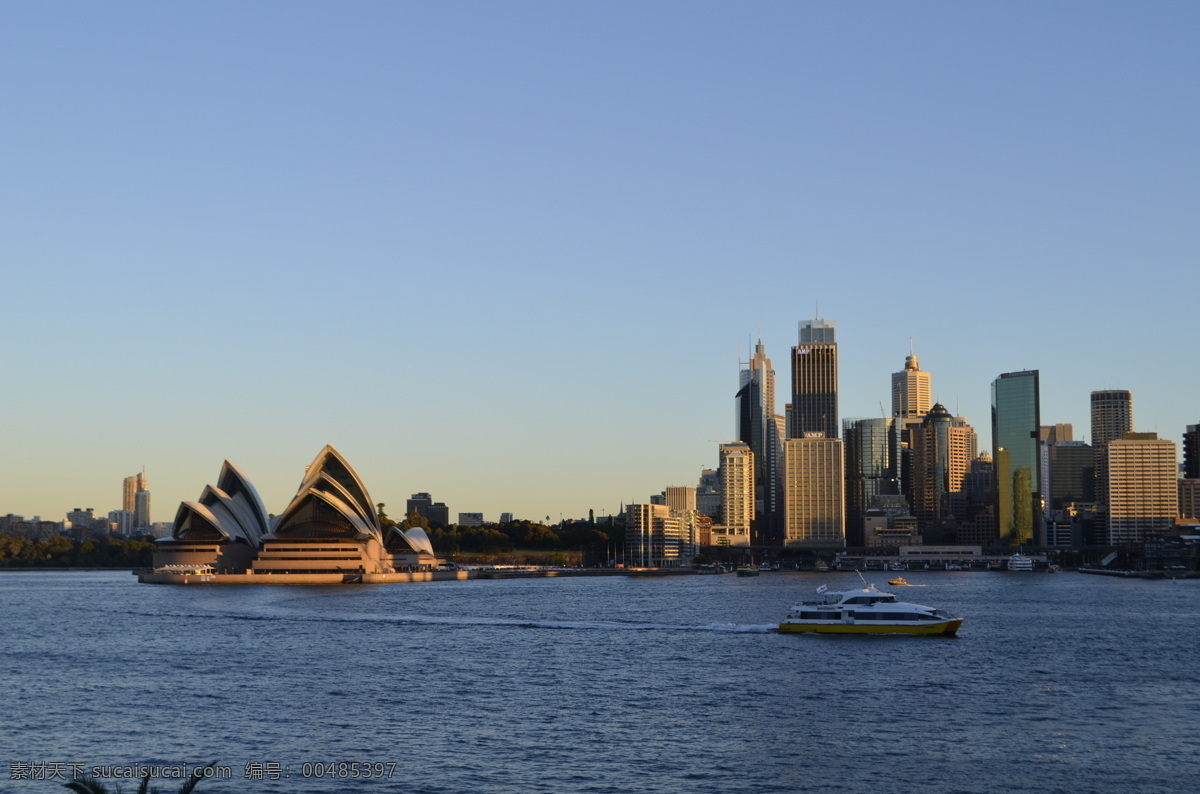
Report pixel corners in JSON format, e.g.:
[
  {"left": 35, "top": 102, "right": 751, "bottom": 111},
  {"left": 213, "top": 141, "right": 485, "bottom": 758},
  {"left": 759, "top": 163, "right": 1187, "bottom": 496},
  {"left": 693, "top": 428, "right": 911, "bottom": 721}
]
[{"left": 146, "top": 446, "right": 443, "bottom": 583}]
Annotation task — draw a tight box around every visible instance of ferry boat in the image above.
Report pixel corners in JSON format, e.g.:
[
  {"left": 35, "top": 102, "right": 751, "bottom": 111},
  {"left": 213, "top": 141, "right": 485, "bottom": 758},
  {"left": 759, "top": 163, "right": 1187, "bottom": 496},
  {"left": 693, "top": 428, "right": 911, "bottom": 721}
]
[
  {"left": 1007, "top": 553, "right": 1034, "bottom": 572},
  {"left": 888, "top": 576, "right": 909, "bottom": 586},
  {"left": 777, "top": 583, "right": 963, "bottom": 635},
  {"left": 736, "top": 565, "right": 760, "bottom": 577}
]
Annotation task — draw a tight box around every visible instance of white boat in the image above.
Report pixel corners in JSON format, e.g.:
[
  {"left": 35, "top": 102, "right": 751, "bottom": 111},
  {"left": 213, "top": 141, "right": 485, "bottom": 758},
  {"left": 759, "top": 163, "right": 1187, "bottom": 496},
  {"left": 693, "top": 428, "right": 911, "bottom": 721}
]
[
  {"left": 1007, "top": 553, "right": 1034, "bottom": 572},
  {"left": 777, "top": 583, "right": 963, "bottom": 635}
]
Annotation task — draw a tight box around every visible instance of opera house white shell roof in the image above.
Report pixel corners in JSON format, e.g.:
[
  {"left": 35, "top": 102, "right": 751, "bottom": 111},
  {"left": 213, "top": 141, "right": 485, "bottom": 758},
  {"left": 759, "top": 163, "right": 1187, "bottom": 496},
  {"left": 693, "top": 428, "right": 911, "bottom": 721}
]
[{"left": 169, "top": 445, "right": 434, "bottom": 558}]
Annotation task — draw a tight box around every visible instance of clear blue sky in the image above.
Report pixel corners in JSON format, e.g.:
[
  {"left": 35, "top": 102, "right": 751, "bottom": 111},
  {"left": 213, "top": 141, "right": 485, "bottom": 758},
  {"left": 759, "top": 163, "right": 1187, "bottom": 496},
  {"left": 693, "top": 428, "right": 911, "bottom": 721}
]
[{"left": 3, "top": 1, "right": 1197, "bottom": 524}]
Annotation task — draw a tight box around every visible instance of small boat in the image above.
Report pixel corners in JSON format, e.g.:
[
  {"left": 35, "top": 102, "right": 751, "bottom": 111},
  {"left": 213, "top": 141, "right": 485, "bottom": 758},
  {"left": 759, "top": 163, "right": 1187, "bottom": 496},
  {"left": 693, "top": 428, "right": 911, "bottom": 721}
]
[
  {"left": 1046, "top": 564, "right": 1061, "bottom": 573},
  {"left": 778, "top": 582, "right": 963, "bottom": 635},
  {"left": 888, "top": 576, "right": 909, "bottom": 586},
  {"left": 1007, "top": 553, "right": 1034, "bottom": 572},
  {"left": 736, "top": 565, "right": 760, "bottom": 577}
]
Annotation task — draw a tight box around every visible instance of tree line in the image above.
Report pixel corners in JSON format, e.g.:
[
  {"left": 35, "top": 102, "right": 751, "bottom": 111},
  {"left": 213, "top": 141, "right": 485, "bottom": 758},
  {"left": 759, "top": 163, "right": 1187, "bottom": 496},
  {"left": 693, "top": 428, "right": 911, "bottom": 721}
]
[
  {"left": 0, "top": 534, "right": 157, "bottom": 568},
  {"left": 380, "top": 506, "right": 620, "bottom": 558}
]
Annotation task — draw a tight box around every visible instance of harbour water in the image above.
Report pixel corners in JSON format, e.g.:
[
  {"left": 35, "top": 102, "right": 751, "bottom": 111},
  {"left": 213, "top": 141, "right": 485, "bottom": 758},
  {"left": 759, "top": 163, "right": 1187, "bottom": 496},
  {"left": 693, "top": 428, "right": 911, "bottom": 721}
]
[{"left": 3, "top": 570, "right": 1199, "bottom": 793}]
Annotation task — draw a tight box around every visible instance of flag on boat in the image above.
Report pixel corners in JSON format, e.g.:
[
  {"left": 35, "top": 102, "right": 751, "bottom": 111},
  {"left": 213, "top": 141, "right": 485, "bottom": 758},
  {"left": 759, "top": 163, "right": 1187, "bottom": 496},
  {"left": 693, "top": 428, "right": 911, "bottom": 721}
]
[{"left": 816, "top": 584, "right": 828, "bottom": 594}]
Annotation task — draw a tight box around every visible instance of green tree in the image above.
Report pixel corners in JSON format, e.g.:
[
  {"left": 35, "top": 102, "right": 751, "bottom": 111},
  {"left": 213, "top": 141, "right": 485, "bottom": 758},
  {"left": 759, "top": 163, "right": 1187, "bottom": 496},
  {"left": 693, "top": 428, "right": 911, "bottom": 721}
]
[
  {"left": 399, "top": 511, "right": 429, "bottom": 531},
  {"left": 377, "top": 503, "right": 397, "bottom": 529}
]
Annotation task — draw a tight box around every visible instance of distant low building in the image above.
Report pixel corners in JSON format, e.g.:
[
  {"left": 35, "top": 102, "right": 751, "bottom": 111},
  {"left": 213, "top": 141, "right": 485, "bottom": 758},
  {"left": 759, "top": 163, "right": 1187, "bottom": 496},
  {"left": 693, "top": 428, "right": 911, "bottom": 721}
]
[{"left": 458, "top": 513, "right": 484, "bottom": 528}]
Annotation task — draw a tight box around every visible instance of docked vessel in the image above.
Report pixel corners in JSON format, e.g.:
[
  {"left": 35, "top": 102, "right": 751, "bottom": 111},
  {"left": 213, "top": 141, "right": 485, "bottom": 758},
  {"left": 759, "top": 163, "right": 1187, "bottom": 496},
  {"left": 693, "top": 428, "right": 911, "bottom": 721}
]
[
  {"left": 1007, "top": 553, "right": 1034, "bottom": 572},
  {"left": 777, "top": 583, "right": 963, "bottom": 635},
  {"left": 736, "top": 565, "right": 760, "bottom": 577}
]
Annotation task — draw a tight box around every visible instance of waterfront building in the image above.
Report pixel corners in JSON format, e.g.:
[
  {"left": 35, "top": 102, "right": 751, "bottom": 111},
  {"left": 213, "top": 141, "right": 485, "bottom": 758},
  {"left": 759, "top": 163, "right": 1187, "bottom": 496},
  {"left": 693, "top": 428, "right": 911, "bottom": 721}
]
[
  {"left": 624, "top": 503, "right": 685, "bottom": 567},
  {"left": 1038, "top": 424, "right": 1073, "bottom": 514},
  {"left": 842, "top": 417, "right": 898, "bottom": 547},
  {"left": 737, "top": 338, "right": 782, "bottom": 544},
  {"left": 911, "top": 405, "right": 977, "bottom": 536},
  {"left": 782, "top": 435, "right": 845, "bottom": 548},
  {"left": 788, "top": 318, "right": 838, "bottom": 441},
  {"left": 1106, "top": 432, "right": 1178, "bottom": 544},
  {"left": 1178, "top": 479, "right": 1200, "bottom": 522},
  {"left": 1184, "top": 424, "right": 1199, "bottom": 480},
  {"left": 1091, "top": 390, "right": 1134, "bottom": 508},
  {"left": 1047, "top": 441, "right": 1095, "bottom": 513},
  {"left": 712, "top": 443, "right": 753, "bottom": 546},
  {"left": 992, "top": 371, "right": 1041, "bottom": 545},
  {"left": 696, "top": 469, "right": 721, "bottom": 519},
  {"left": 665, "top": 485, "right": 700, "bottom": 562}
]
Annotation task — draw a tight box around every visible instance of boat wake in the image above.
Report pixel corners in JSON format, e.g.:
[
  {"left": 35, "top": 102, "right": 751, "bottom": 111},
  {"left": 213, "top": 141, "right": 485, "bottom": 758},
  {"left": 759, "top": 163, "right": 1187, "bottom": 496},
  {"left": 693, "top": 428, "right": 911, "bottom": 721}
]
[{"left": 117, "top": 605, "right": 776, "bottom": 633}]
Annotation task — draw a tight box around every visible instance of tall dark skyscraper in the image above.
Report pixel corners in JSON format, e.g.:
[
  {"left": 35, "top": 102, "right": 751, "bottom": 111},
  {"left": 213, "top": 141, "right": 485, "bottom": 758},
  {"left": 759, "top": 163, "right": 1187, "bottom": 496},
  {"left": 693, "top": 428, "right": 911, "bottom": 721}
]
[
  {"left": 736, "top": 338, "right": 781, "bottom": 544},
  {"left": 1090, "top": 390, "right": 1134, "bottom": 507},
  {"left": 992, "top": 370, "right": 1041, "bottom": 546},
  {"left": 1183, "top": 423, "right": 1198, "bottom": 480},
  {"left": 788, "top": 318, "right": 838, "bottom": 441}
]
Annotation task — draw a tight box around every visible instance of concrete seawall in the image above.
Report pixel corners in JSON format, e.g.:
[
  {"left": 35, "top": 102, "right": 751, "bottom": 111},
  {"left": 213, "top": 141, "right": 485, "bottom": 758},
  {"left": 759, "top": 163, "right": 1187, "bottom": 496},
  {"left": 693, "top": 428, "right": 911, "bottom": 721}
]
[{"left": 137, "top": 568, "right": 703, "bottom": 585}]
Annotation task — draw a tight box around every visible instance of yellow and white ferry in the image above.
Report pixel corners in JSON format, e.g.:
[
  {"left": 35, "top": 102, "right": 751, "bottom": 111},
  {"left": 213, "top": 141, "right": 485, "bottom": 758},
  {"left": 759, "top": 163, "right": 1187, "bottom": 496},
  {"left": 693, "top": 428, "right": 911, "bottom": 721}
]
[{"left": 777, "top": 582, "right": 963, "bottom": 635}]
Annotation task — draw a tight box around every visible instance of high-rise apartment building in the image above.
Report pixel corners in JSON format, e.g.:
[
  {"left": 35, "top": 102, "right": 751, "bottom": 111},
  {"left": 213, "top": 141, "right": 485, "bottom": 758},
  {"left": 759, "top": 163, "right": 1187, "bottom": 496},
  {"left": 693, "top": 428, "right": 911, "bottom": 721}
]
[
  {"left": 891, "top": 349, "right": 932, "bottom": 422},
  {"left": 1184, "top": 424, "right": 1199, "bottom": 480},
  {"left": 712, "top": 442, "right": 753, "bottom": 546},
  {"left": 123, "top": 472, "right": 148, "bottom": 512},
  {"left": 134, "top": 489, "right": 152, "bottom": 531},
  {"left": 1107, "top": 432, "right": 1177, "bottom": 544},
  {"left": 992, "top": 371, "right": 1041, "bottom": 545},
  {"left": 782, "top": 435, "right": 845, "bottom": 547},
  {"left": 842, "top": 417, "right": 898, "bottom": 547},
  {"left": 737, "top": 338, "right": 781, "bottom": 543},
  {"left": 1091, "top": 390, "right": 1134, "bottom": 507},
  {"left": 789, "top": 318, "right": 838, "bottom": 441},
  {"left": 911, "top": 404, "right": 977, "bottom": 534}
]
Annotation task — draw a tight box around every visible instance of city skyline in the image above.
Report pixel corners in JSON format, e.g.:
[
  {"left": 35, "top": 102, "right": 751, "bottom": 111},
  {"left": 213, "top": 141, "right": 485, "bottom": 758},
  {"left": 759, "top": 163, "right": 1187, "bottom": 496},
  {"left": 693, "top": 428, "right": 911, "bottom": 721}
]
[{"left": 3, "top": 3, "right": 1198, "bottom": 523}]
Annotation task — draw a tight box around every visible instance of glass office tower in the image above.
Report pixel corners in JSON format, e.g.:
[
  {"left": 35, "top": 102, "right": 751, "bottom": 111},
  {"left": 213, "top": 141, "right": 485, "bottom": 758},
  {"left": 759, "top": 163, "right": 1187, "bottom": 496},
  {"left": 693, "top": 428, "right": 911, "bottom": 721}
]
[{"left": 991, "top": 371, "right": 1041, "bottom": 545}]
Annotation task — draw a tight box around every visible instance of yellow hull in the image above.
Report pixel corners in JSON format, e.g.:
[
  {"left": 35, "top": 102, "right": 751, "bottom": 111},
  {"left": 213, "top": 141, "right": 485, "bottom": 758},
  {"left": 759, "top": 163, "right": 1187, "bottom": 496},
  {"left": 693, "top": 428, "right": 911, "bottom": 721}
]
[{"left": 777, "top": 619, "right": 962, "bottom": 635}]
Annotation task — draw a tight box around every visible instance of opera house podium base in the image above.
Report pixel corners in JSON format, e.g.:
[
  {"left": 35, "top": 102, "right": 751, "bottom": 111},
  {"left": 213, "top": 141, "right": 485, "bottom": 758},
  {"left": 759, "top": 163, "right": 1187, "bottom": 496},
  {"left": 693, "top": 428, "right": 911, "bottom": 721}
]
[{"left": 138, "top": 569, "right": 473, "bottom": 585}]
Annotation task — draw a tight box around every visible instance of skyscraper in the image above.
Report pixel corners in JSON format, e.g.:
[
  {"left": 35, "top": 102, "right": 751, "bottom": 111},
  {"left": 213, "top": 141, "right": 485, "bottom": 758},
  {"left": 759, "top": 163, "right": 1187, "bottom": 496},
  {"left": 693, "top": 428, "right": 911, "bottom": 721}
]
[
  {"left": 891, "top": 348, "right": 932, "bottom": 422},
  {"left": 714, "top": 442, "right": 753, "bottom": 546},
  {"left": 782, "top": 435, "right": 845, "bottom": 547},
  {"left": 134, "top": 489, "right": 152, "bottom": 531},
  {"left": 911, "top": 404, "right": 977, "bottom": 534},
  {"left": 992, "top": 371, "right": 1041, "bottom": 545},
  {"left": 1091, "top": 390, "right": 1134, "bottom": 507},
  {"left": 737, "top": 338, "right": 781, "bottom": 543},
  {"left": 789, "top": 318, "right": 838, "bottom": 441},
  {"left": 123, "top": 472, "right": 147, "bottom": 513},
  {"left": 842, "top": 417, "right": 898, "bottom": 547},
  {"left": 1183, "top": 424, "right": 1199, "bottom": 480},
  {"left": 1107, "top": 432, "right": 1177, "bottom": 544}
]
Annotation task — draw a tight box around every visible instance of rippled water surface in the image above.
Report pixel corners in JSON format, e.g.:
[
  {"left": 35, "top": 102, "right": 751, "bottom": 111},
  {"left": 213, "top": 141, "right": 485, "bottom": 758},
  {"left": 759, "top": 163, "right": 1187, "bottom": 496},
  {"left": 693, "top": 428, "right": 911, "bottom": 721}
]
[{"left": 3, "top": 570, "right": 1199, "bottom": 793}]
